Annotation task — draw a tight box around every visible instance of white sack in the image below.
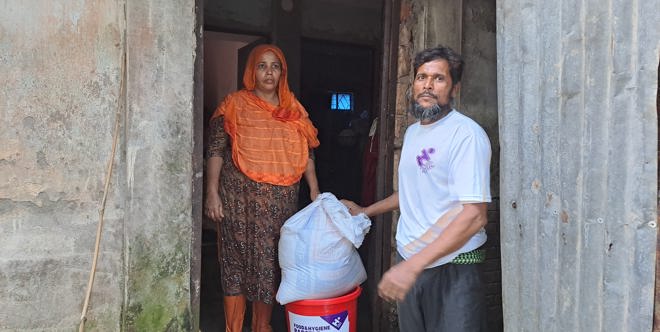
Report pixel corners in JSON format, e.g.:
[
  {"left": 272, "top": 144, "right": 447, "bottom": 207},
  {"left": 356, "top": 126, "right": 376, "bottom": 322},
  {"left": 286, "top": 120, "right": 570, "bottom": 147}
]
[{"left": 276, "top": 193, "right": 371, "bottom": 305}]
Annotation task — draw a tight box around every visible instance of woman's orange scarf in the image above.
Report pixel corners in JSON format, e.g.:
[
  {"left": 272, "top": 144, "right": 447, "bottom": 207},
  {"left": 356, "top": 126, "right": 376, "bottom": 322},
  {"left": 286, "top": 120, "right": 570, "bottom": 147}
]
[{"left": 211, "top": 44, "right": 320, "bottom": 186}]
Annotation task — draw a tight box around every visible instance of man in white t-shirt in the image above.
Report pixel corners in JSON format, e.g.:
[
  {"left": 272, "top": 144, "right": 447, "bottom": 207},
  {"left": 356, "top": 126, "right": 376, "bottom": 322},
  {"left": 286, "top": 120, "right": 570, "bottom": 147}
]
[{"left": 343, "top": 45, "right": 491, "bottom": 331}]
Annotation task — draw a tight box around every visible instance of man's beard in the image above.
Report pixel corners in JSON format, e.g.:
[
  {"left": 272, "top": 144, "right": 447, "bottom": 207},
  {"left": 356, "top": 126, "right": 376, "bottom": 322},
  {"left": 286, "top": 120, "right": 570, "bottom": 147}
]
[{"left": 409, "top": 96, "right": 452, "bottom": 122}]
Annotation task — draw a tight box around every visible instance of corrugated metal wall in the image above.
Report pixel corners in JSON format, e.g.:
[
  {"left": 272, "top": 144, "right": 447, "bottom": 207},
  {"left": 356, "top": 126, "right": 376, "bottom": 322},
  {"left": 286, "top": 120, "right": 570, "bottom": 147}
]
[{"left": 497, "top": 0, "right": 659, "bottom": 331}]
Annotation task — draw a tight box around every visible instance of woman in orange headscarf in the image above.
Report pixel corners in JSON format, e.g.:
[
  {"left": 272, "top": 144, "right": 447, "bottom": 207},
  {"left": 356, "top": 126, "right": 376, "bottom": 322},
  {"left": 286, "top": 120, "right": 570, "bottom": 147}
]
[{"left": 205, "top": 44, "right": 320, "bottom": 332}]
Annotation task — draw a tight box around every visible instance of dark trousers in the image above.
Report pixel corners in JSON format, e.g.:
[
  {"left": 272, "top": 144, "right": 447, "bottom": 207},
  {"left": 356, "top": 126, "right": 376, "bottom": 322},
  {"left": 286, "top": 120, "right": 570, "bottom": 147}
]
[{"left": 397, "top": 254, "right": 488, "bottom": 332}]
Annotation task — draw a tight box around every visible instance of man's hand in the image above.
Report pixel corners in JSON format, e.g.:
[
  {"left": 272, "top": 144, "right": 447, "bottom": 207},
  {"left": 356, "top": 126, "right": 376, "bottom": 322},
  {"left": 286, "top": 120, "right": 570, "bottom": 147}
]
[
  {"left": 377, "top": 260, "right": 423, "bottom": 303},
  {"left": 340, "top": 199, "right": 365, "bottom": 216}
]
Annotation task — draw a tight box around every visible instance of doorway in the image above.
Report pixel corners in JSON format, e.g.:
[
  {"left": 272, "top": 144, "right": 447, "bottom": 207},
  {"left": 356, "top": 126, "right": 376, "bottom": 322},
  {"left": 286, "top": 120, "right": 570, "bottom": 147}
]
[
  {"left": 300, "top": 39, "right": 378, "bottom": 332},
  {"left": 197, "top": 0, "right": 390, "bottom": 329},
  {"left": 199, "top": 31, "right": 278, "bottom": 331},
  {"left": 299, "top": 39, "right": 377, "bottom": 207},
  {"left": 198, "top": 32, "right": 379, "bottom": 332}
]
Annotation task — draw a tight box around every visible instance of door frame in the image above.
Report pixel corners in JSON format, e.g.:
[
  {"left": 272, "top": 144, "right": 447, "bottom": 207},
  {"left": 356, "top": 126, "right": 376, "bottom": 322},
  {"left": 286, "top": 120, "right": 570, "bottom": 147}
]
[
  {"left": 191, "top": 1, "right": 204, "bottom": 331},
  {"left": 370, "top": 0, "right": 400, "bottom": 331}
]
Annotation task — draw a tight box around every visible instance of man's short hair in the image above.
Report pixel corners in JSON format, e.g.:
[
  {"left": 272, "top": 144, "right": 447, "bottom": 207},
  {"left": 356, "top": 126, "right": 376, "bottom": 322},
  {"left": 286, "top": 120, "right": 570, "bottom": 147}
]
[{"left": 413, "top": 45, "right": 464, "bottom": 84}]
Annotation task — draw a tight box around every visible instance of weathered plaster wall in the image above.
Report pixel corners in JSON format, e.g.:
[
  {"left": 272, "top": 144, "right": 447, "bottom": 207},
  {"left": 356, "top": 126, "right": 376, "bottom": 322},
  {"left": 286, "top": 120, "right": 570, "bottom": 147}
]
[
  {"left": 122, "top": 1, "right": 197, "bottom": 331},
  {"left": 0, "top": 2, "right": 125, "bottom": 330},
  {"left": 1, "top": 1, "right": 198, "bottom": 331}
]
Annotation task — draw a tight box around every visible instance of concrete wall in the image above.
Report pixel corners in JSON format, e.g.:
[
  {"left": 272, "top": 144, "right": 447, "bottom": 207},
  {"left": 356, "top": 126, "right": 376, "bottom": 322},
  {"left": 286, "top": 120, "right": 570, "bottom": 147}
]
[
  {"left": 0, "top": 1, "right": 198, "bottom": 330},
  {"left": 123, "top": 1, "right": 198, "bottom": 331},
  {"left": 1, "top": 2, "right": 125, "bottom": 330}
]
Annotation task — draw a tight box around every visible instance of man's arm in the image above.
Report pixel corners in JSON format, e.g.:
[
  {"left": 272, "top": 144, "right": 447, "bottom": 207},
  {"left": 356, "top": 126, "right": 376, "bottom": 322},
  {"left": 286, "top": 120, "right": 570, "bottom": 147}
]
[
  {"left": 405, "top": 202, "right": 487, "bottom": 270},
  {"left": 342, "top": 192, "right": 400, "bottom": 217},
  {"left": 378, "top": 202, "right": 487, "bottom": 302}
]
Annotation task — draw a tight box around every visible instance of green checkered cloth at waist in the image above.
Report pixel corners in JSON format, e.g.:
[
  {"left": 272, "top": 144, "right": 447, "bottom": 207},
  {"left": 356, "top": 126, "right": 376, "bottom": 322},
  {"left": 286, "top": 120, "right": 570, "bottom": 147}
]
[{"left": 451, "top": 248, "right": 486, "bottom": 264}]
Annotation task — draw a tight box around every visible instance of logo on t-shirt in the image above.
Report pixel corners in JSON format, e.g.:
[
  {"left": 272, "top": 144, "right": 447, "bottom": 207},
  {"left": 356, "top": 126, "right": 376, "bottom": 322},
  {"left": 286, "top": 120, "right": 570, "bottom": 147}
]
[{"left": 416, "top": 148, "right": 435, "bottom": 173}]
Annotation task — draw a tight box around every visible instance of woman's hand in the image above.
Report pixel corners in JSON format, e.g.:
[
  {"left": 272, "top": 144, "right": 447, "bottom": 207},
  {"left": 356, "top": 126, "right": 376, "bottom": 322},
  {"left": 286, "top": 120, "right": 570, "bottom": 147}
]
[
  {"left": 341, "top": 199, "right": 365, "bottom": 216},
  {"left": 205, "top": 191, "right": 225, "bottom": 222},
  {"left": 310, "top": 188, "right": 321, "bottom": 201}
]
